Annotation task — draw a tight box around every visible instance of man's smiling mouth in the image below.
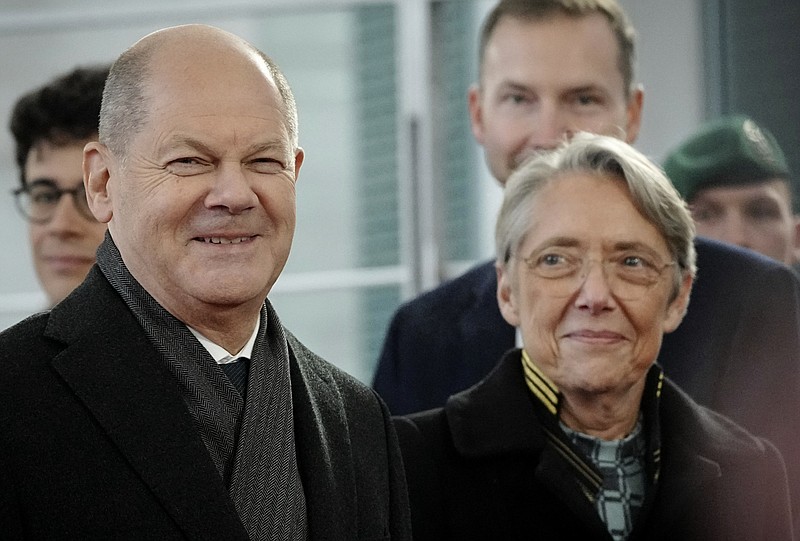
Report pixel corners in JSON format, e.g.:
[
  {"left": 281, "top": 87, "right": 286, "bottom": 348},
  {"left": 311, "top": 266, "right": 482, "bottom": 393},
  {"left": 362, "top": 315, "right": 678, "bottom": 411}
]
[{"left": 198, "top": 236, "right": 254, "bottom": 244}]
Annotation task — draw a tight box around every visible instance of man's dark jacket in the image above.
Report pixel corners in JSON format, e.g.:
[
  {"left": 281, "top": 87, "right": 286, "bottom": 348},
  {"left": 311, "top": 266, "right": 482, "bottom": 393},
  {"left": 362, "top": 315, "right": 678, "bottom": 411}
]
[
  {"left": 374, "top": 236, "right": 800, "bottom": 525},
  {"left": 0, "top": 267, "right": 411, "bottom": 540},
  {"left": 394, "top": 350, "right": 794, "bottom": 540}
]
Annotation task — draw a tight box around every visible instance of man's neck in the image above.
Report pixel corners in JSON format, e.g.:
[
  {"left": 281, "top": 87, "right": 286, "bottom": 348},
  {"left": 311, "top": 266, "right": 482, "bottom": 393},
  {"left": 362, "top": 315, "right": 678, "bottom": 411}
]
[
  {"left": 189, "top": 316, "right": 261, "bottom": 360},
  {"left": 181, "top": 304, "right": 262, "bottom": 354}
]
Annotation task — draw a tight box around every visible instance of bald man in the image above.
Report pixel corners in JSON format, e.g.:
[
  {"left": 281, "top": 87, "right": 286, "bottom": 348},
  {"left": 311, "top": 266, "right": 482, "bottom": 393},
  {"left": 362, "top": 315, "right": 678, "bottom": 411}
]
[{"left": 0, "top": 25, "right": 410, "bottom": 540}]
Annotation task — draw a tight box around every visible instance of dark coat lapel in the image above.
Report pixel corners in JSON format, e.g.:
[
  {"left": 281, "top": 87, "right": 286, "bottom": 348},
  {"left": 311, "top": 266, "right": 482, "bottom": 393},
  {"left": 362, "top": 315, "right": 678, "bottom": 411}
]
[
  {"left": 46, "top": 268, "right": 247, "bottom": 541},
  {"left": 638, "top": 382, "right": 725, "bottom": 528},
  {"left": 287, "top": 333, "right": 352, "bottom": 541},
  {"left": 446, "top": 350, "right": 543, "bottom": 457}
]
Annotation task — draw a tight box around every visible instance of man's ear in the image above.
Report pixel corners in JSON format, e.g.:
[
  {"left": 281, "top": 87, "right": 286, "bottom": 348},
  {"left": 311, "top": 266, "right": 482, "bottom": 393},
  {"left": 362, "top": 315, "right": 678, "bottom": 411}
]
[
  {"left": 467, "top": 83, "right": 486, "bottom": 146},
  {"left": 624, "top": 84, "right": 644, "bottom": 144},
  {"left": 496, "top": 261, "right": 521, "bottom": 327},
  {"left": 83, "top": 141, "right": 114, "bottom": 224},
  {"left": 293, "top": 147, "right": 304, "bottom": 180}
]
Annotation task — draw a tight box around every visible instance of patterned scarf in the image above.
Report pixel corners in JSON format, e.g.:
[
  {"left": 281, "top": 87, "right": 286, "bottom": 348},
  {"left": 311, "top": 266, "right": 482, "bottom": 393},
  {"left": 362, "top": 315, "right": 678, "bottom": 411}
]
[
  {"left": 96, "top": 235, "right": 308, "bottom": 540},
  {"left": 562, "top": 418, "right": 647, "bottom": 541}
]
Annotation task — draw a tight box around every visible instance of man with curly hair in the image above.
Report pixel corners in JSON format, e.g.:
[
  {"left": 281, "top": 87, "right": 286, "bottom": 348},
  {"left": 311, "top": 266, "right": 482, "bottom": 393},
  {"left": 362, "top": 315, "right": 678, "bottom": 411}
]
[{"left": 10, "top": 65, "right": 109, "bottom": 306}]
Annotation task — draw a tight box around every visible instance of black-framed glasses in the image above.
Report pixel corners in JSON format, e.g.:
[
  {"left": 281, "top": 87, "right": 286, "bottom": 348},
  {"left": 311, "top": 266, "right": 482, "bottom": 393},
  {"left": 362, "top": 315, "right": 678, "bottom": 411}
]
[{"left": 12, "top": 179, "right": 96, "bottom": 224}]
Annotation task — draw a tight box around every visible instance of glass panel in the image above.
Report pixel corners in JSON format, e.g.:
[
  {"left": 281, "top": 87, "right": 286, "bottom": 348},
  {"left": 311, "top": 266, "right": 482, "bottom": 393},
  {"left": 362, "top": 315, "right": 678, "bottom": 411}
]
[
  {"left": 270, "top": 284, "right": 401, "bottom": 384},
  {"left": 354, "top": 5, "right": 400, "bottom": 269},
  {"left": 432, "top": 0, "right": 484, "bottom": 263}
]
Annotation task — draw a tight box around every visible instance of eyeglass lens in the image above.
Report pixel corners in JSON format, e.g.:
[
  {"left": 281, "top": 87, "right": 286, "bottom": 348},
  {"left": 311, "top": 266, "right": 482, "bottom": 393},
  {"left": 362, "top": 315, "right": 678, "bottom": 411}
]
[
  {"left": 14, "top": 180, "right": 96, "bottom": 224},
  {"left": 523, "top": 252, "right": 672, "bottom": 301}
]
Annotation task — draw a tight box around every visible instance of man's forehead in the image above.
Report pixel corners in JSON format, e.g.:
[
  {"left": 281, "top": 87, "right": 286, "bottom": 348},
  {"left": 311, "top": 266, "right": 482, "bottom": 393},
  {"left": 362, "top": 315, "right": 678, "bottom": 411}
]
[
  {"left": 143, "top": 62, "right": 283, "bottom": 122},
  {"left": 481, "top": 13, "right": 625, "bottom": 87},
  {"left": 486, "top": 12, "right": 620, "bottom": 56}
]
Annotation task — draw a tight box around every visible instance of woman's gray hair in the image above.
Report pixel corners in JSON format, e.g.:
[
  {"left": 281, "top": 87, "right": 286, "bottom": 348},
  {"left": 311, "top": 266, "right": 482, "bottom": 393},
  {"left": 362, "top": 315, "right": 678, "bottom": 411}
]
[{"left": 495, "top": 132, "right": 696, "bottom": 296}]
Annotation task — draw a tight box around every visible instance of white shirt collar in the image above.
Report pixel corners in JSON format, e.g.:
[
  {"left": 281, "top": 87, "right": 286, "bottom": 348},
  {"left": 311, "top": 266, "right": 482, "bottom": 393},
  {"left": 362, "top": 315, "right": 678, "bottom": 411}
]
[{"left": 187, "top": 316, "right": 261, "bottom": 365}]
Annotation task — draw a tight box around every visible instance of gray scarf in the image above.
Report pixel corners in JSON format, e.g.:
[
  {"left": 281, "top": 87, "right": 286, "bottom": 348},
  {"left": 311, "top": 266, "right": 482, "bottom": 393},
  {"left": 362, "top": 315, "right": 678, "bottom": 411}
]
[{"left": 96, "top": 235, "right": 308, "bottom": 540}]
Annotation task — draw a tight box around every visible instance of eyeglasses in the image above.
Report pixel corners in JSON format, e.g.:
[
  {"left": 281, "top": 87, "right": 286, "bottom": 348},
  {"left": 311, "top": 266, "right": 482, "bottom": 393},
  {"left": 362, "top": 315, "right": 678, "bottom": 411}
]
[
  {"left": 12, "top": 180, "right": 96, "bottom": 224},
  {"left": 519, "top": 247, "right": 676, "bottom": 300}
]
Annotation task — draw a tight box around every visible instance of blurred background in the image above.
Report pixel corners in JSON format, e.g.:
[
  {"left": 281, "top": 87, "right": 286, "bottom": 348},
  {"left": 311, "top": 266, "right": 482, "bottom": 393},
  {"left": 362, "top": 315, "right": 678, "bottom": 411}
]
[{"left": 0, "top": 0, "right": 797, "bottom": 383}]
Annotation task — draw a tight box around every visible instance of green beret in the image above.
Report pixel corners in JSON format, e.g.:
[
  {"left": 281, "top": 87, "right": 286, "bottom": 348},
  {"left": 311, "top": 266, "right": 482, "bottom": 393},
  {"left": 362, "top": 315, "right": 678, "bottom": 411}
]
[{"left": 663, "top": 115, "right": 790, "bottom": 201}]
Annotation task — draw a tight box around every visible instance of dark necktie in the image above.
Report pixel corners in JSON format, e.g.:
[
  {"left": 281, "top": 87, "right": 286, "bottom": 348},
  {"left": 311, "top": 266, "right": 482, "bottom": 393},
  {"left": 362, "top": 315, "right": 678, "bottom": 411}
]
[{"left": 220, "top": 357, "right": 250, "bottom": 401}]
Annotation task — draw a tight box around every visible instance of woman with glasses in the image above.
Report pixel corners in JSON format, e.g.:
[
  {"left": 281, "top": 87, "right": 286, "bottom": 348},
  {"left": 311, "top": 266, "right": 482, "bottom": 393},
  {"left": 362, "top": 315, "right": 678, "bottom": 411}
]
[
  {"left": 395, "top": 132, "right": 793, "bottom": 540},
  {"left": 10, "top": 65, "right": 109, "bottom": 307}
]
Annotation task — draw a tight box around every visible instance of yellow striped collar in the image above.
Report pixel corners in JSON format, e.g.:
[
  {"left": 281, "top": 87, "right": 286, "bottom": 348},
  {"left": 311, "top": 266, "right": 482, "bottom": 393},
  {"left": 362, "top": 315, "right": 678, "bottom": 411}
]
[
  {"left": 521, "top": 349, "right": 560, "bottom": 415},
  {"left": 521, "top": 350, "right": 664, "bottom": 414}
]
